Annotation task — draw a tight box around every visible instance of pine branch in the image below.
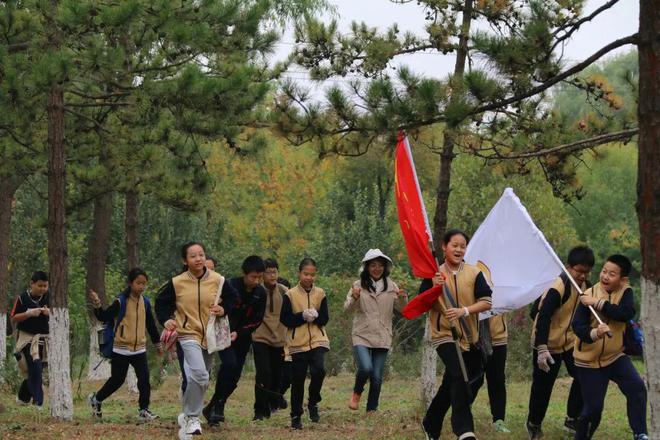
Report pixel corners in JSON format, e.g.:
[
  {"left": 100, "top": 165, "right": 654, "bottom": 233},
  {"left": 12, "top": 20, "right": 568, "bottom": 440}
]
[
  {"left": 473, "top": 128, "right": 638, "bottom": 160},
  {"left": 550, "top": 0, "right": 621, "bottom": 53},
  {"left": 470, "top": 34, "right": 638, "bottom": 115}
]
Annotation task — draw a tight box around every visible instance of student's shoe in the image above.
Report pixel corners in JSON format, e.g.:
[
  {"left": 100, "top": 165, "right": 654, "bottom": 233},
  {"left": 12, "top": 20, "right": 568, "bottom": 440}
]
[
  {"left": 493, "top": 419, "right": 511, "bottom": 433},
  {"left": 457, "top": 433, "right": 477, "bottom": 440},
  {"left": 348, "top": 392, "right": 361, "bottom": 410},
  {"left": 563, "top": 417, "right": 577, "bottom": 435},
  {"left": 138, "top": 408, "right": 159, "bottom": 421},
  {"left": 252, "top": 413, "right": 266, "bottom": 422},
  {"left": 15, "top": 396, "right": 30, "bottom": 406},
  {"left": 634, "top": 434, "right": 649, "bottom": 440},
  {"left": 203, "top": 400, "right": 225, "bottom": 426},
  {"left": 178, "top": 413, "right": 186, "bottom": 428},
  {"left": 88, "top": 393, "right": 102, "bottom": 419},
  {"left": 525, "top": 420, "right": 543, "bottom": 439},
  {"left": 308, "top": 404, "right": 320, "bottom": 423},
  {"left": 291, "top": 415, "right": 303, "bottom": 430},
  {"left": 421, "top": 420, "right": 439, "bottom": 440},
  {"left": 185, "top": 416, "right": 202, "bottom": 435}
]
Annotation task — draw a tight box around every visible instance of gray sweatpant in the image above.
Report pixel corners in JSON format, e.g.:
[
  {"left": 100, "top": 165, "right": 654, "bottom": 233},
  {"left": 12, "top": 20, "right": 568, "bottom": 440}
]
[{"left": 179, "top": 339, "right": 213, "bottom": 416}]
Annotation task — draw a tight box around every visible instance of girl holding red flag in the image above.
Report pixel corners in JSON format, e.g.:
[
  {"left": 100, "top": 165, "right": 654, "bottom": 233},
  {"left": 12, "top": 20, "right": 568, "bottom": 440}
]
[{"left": 421, "top": 229, "right": 492, "bottom": 440}]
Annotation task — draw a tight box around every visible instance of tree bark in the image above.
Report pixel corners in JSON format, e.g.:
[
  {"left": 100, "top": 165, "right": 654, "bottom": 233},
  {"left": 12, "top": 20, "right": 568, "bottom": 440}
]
[
  {"left": 637, "top": 0, "right": 660, "bottom": 437},
  {"left": 0, "top": 177, "right": 22, "bottom": 364},
  {"left": 47, "top": 82, "right": 73, "bottom": 420},
  {"left": 422, "top": 0, "right": 473, "bottom": 408},
  {"left": 125, "top": 190, "right": 140, "bottom": 269},
  {"left": 86, "top": 192, "right": 114, "bottom": 380}
]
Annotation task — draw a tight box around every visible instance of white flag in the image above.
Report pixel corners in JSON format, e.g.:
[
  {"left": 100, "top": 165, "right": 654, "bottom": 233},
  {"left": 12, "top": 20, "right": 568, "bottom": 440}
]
[{"left": 464, "top": 188, "right": 565, "bottom": 317}]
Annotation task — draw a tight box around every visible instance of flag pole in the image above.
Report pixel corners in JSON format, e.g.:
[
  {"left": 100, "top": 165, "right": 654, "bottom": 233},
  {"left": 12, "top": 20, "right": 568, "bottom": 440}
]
[{"left": 538, "top": 233, "right": 611, "bottom": 337}]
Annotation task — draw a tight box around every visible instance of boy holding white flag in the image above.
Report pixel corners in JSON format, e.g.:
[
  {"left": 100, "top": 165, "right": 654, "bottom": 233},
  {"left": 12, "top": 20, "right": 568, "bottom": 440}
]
[{"left": 526, "top": 246, "right": 594, "bottom": 439}]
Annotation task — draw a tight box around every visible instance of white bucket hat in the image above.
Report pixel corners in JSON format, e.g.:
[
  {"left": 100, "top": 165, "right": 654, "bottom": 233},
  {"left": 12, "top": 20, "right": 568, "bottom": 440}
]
[{"left": 361, "top": 249, "right": 393, "bottom": 271}]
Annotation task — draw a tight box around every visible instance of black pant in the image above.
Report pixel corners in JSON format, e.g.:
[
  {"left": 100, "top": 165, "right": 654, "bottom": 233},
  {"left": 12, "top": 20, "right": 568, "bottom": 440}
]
[
  {"left": 290, "top": 347, "right": 327, "bottom": 417},
  {"left": 96, "top": 352, "right": 151, "bottom": 410},
  {"left": 575, "top": 356, "right": 647, "bottom": 439},
  {"left": 210, "top": 335, "right": 251, "bottom": 404},
  {"left": 485, "top": 344, "right": 507, "bottom": 422},
  {"left": 280, "top": 360, "right": 292, "bottom": 396},
  {"left": 424, "top": 344, "right": 484, "bottom": 437},
  {"left": 21, "top": 345, "right": 44, "bottom": 406},
  {"left": 253, "top": 342, "right": 284, "bottom": 416},
  {"left": 527, "top": 348, "right": 582, "bottom": 425}
]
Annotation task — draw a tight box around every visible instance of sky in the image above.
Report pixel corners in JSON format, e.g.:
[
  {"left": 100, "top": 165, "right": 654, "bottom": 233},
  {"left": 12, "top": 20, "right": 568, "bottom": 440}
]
[{"left": 273, "top": 0, "right": 639, "bottom": 94}]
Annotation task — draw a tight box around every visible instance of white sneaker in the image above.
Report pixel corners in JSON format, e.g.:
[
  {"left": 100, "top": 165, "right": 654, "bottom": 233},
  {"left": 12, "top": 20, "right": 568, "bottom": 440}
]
[
  {"left": 178, "top": 426, "right": 192, "bottom": 440},
  {"left": 186, "top": 416, "right": 202, "bottom": 435}
]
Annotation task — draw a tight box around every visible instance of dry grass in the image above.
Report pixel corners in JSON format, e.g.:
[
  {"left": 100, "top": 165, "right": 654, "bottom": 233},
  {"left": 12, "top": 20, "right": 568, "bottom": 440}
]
[{"left": 0, "top": 371, "right": 641, "bottom": 439}]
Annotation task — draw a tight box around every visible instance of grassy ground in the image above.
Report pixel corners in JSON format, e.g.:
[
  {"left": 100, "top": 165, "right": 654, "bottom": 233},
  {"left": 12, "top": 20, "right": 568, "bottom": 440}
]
[{"left": 0, "top": 372, "right": 640, "bottom": 440}]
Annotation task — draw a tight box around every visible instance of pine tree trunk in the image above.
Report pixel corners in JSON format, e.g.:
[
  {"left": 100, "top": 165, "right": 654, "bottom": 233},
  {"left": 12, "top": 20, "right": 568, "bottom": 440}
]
[
  {"left": 86, "top": 193, "right": 114, "bottom": 380},
  {"left": 420, "top": 319, "right": 437, "bottom": 405},
  {"left": 422, "top": 0, "right": 473, "bottom": 408},
  {"left": 47, "top": 82, "right": 73, "bottom": 420},
  {"left": 637, "top": 1, "right": 660, "bottom": 436},
  {"left": 125, "top": 190, "right": 140, "bottom": 269},
  {"left": 0, "top": 315, "right": 5, "bottom": 367},
  {"left": 0, "top": 177, "right": 21, "bottom": 365}
]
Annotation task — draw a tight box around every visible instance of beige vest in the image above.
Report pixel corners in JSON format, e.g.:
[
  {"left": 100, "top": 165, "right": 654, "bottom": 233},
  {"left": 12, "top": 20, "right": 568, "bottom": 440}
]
[
  {"left": 574, "top": 283, "right": 628, "bottom": 368},
  {"left": 284, "top": 285, "right": 329, "bottom": 355},
  {"left": 428, "top": 263, "right": 490, "bottom": 350},
  {"left": 531, "top": 275, "right": 583, "bottom": 353},
  {"left": 113, "top": 294, "right": 147, "bottom": 352},
  {"left": 252, "top": 283, "right": 288, "bottom": 347},
  {"left": 173, "top": 269, "right": 223, "bottom": 349}
]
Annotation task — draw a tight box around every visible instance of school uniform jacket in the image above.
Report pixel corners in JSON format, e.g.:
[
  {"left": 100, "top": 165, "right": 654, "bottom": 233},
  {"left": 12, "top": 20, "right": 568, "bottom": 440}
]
[
  {"left": 155, "top": 268, "right": 237, "bottom": 349},
  {"left": 572, "top": 282, "right": 634, "bottom": 369},
  {"left": 11, "top": 291, "right": 50, "bottom": 335},
  {"left": 227, "top": 277, "right": 267, "bottom": 343},
  {"left": 531, "top": 273, "right": 586, "bottom": 354},
  {"left": 428, "top": 263, "right": 492, "bottom": 351},
  {"left": 94, "top": 289, "right": 160, "bottom": 353},
  {"left": 252, "top": 283, "right": 288, "bottom": 347},
  {"left": 344, "top": 278, "right": 406, "bottom": 349},
  {"left": 280, "top": 284, "right": 329, "bottom": 355}
]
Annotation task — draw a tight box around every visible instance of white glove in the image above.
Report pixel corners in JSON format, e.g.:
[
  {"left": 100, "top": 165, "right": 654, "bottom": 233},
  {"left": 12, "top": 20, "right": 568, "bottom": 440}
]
[
  {"left": 537, "top": 349, "right": 555, "bottom": 373},
  {"left": 26, "top": 308, "right": 42, "bottom": 318},
  {"left": 302, "top": 309, "right": 317, "bottom": 323}
]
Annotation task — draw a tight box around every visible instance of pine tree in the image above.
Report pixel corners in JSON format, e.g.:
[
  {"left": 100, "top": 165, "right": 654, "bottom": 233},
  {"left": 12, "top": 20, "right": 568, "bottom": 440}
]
[{"left": 279, "top": 0, "right": 639, "bottom": 405}]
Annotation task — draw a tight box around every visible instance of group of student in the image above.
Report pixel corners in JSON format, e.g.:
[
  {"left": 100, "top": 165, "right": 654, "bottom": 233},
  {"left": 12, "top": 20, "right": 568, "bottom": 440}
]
[{"left": 8, "top": 230, "right": 649, "bottom": 440}]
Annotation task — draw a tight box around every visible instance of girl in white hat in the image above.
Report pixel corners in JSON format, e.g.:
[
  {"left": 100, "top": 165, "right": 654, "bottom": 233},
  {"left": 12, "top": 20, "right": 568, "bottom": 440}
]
[{"left": 344, "top": 249, "right": 407, "bottom": 412}]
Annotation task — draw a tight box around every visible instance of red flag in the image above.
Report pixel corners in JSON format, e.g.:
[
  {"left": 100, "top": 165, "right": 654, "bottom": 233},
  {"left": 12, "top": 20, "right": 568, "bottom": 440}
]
[
  {"left": 402, "top": 285, "right": 443, "bottom": 320},
  {"left": 395, "top": 132, "right": 438, "bottom": 278}
]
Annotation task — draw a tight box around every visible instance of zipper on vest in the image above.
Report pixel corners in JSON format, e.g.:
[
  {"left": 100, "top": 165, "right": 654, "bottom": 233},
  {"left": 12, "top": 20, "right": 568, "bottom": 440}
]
[
  {"left": 307, "top": 290, "right": 312, "bottom": 350},
  {"left": 597, "top": 290, "right": 612, "bottom": 367},
  {"left": 198, "top": 279, "right": 205, "bottom": 345},
  {"left": 453, "top": 273, "right": 465, "bottom": 343},
  {"left": 564, "top": 285, "right": 579, "bottom": 350},
  {"left": 134, "top": 297, "right": 140, "bottom": 351},
  {"left": 269, "top": 289, "right": 274, "bottom": 314}
]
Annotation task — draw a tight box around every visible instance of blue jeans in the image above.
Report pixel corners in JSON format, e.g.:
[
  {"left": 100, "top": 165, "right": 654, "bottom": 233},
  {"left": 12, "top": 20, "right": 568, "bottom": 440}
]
[{"left": 353, "top": 345, "right": 388, "bottom": 411}]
